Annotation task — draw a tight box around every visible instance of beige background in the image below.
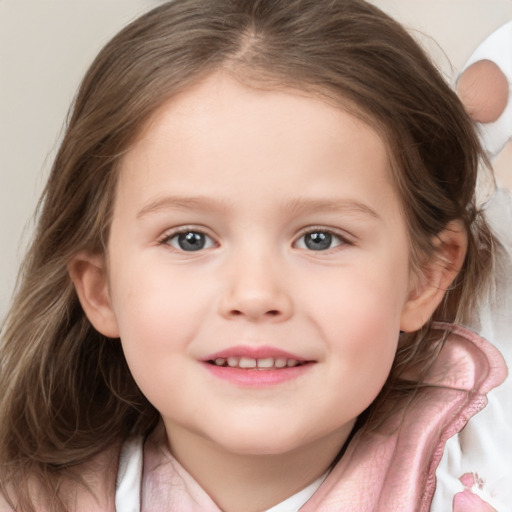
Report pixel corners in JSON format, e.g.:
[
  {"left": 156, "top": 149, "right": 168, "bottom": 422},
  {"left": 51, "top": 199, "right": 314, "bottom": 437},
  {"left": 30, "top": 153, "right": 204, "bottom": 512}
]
[{"left": 1, "top": 0, "right": 511, "bottom": 320}]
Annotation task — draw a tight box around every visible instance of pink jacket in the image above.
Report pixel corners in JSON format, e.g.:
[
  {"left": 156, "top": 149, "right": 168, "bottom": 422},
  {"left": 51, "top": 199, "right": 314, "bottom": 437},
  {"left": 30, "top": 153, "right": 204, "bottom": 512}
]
[{"left": 139, "top": 323, "right": 507, "bottom": 512}]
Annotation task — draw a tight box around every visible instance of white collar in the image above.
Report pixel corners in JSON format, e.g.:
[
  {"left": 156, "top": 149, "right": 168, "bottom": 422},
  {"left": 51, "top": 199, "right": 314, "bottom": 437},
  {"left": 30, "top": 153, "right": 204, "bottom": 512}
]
[{"left": 263, "top": 472, "right": 328, "bottom": 512}]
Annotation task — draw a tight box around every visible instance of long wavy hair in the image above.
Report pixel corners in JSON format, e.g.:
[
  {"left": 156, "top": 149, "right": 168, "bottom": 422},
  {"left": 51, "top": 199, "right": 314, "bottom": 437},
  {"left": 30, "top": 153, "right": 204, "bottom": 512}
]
[{"left": 0, "top": 0, "right": 494, "bottom": 510}]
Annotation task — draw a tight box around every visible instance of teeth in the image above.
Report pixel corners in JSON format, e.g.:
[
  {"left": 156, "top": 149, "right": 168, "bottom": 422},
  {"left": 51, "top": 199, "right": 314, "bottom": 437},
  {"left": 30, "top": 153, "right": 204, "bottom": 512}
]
[
  {"left": 211, "top": 357, "right": 303, "bottom": 369},
  {"left": 227, "top": 357, "right": 238, "bottom": 368},
  {"left": 239, "top": 357, "right": 256, "bottom": 368},
  {"left": 257, "top": 358, "right": 274, "bottom": 368}
]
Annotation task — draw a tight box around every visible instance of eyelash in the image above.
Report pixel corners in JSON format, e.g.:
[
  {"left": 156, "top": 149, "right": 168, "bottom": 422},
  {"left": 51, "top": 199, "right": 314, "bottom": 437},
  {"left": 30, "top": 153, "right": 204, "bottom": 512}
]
[
  {"left": 293, "top": 227, "right": 352, "bottom": 252},
  {"left": 157, "top": 226, "right": 352, "bottom": 253},
  {"left": 158, "top": 227, "right": 216, "bottom": 252}
]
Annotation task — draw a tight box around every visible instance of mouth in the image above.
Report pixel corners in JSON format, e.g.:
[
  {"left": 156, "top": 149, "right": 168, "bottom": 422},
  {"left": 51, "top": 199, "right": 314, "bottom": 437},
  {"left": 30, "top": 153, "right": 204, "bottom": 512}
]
[
  {"left": 207, "top": 356, "right": 308, "bottom": 370},
  {"left": 201, "top": 346, "right": 314, "bottom": 385}
]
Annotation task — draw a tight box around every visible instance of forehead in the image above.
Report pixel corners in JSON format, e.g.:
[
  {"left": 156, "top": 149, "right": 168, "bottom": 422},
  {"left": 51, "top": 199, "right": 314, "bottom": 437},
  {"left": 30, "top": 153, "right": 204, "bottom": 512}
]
[
  {"left": 133, "top": 74, "right": 364, "bottom": 148},
  {"left": 116, "top": 72, "right": 399, "bottom": 220}
]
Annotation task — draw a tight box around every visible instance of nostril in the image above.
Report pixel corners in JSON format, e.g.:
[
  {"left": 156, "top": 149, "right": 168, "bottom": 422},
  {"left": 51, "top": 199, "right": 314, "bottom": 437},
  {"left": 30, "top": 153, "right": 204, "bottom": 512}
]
[
  {"left": 228, "top": 308, "right": 281, "bottom": 318},
  {"left": 221, "top": 291, "right": 293, "bottom": 321}
]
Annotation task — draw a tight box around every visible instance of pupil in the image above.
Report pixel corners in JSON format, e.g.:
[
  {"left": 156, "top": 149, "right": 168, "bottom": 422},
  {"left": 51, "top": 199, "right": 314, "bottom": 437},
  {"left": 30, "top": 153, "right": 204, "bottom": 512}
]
[
  {"left": 305, "top": 232, "right": 331, "bottom": 250},
  {"left": 178, "top": 232, "right": 205, "bottom": 251}
]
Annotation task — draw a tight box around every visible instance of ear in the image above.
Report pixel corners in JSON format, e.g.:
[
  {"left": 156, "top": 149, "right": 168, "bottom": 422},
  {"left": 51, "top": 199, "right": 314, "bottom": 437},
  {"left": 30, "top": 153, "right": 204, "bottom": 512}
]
[
  {"left": 68, "top": 253, "right": 120, "bottom": 338},
  {"left": 400, "top": 220, "right": 468, "bottom": 332}
]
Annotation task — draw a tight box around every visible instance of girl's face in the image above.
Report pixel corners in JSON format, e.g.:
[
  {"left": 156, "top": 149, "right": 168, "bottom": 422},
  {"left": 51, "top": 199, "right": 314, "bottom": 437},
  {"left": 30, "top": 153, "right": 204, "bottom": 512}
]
[{"left": 100, "top": 73, "right": 424, "bottom": 458}]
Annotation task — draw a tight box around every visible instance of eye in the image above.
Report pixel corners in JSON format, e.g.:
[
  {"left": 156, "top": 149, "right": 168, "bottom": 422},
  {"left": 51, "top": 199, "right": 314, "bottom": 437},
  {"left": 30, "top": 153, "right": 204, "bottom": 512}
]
[
  {"left": 164, "top": 230, "right": 216, "bottom": 252},
  {"left": 294, "top": 230, "right": 346, "bottom": 251}
]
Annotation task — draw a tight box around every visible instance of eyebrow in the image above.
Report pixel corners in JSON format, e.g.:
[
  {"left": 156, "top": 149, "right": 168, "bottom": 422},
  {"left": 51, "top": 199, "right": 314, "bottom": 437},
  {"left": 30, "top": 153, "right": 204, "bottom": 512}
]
[
  {"left": 137, "top": 195, "right": 231, "bottom": 218},
  {"left": 137, "top": 195, "right": 381, "bottom": 220},
  {"left": 281, "top": 197, "right": 381, "bottom": 220}
]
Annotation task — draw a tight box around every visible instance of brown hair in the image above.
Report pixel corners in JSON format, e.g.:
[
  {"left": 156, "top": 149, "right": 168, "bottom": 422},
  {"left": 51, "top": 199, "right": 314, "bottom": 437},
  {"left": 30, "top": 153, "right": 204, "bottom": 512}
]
[{"left": 0, "top": 0, "right": 493, "bottom": 509}]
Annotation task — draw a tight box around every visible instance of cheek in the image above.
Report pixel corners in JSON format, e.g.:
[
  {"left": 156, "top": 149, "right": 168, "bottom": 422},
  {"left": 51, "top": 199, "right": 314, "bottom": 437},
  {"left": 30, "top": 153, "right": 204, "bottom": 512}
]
[
  {"left": 111, "top": 289, "right": 203, "bottom": 418},
  {"left": 110, "top": 256, "right": 205, "bottom": 335},
  {"left": 330, "top": 299, "right": 399, "bottom": 389},
  {"left": 307, "top": 262, "right": 408, "bottom": 339},
  {"left": 303, "top": 263, "right": 407, "bottom": 395},
  {"left": 108, "top": 264, "right": 207, "bottom": 383}
]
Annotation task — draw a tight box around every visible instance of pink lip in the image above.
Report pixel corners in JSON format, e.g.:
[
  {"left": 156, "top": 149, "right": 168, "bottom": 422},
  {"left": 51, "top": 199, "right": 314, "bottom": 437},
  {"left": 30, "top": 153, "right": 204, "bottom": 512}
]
[{"left": 201, "top": 345, "right": 314, "bottom": 387}]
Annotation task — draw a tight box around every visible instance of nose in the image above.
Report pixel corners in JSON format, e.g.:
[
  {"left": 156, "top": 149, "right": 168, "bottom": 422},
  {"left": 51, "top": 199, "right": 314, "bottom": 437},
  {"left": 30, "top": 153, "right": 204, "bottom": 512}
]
[{"left": 218, "top": 251, "right": 293, "bottom": 322}]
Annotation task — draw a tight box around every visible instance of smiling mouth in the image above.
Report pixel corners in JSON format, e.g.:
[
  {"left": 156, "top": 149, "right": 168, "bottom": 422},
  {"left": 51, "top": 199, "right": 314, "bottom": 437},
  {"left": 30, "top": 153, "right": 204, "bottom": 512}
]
[{"left": 207, "top": 357, "right": 309, "bottom": 370}]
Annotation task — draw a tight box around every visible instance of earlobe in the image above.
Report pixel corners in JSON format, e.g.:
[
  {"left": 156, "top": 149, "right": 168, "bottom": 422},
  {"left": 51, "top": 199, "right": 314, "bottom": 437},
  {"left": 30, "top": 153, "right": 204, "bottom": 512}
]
[
  {"left": 400, "top": 220, "right": 468, "bottom": 332},
  {"left": 68, "top": 253, "right": 120, "bottom": 338}
]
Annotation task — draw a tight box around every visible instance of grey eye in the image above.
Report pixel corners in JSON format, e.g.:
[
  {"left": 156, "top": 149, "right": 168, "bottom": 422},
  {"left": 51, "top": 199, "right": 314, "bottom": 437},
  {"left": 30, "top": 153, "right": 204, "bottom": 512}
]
[
  {"left": 168, "top": 231, "right": 214, "bottom": 251},
  {"left": 295, "top": 231, "right": 344, "bottom": 251},
  {"left": 304, "top": 232, "right": 332, "bottom": 250}
]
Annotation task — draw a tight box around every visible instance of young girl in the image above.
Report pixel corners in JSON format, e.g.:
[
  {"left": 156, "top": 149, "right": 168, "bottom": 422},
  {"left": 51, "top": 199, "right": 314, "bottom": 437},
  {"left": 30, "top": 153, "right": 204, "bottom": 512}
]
[{"left": 0, "top": 1, "right": 507, "bottom": 511}]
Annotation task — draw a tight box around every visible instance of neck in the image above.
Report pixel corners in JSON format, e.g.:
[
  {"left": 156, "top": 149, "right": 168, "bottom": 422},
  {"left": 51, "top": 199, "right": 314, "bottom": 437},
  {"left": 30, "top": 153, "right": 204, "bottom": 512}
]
[{"left": 162, "top": 422, "right": 352, "bottom": 512}]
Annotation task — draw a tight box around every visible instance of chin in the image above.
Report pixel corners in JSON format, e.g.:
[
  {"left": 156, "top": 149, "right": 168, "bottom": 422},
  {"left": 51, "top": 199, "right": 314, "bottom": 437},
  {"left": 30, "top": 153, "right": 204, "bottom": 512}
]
[{"left": 209, "top": 425, "right": 308, "bottom": 457}]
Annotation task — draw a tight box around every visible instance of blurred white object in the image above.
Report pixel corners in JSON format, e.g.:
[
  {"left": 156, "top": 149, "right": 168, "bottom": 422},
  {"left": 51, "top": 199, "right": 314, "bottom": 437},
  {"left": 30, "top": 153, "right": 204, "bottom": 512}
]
[
  {"left": 432, "top": 21, "right": 512, "bottom": 512},
  {"left": 461, "top": 21, "right": 512, "bottom": 157}
]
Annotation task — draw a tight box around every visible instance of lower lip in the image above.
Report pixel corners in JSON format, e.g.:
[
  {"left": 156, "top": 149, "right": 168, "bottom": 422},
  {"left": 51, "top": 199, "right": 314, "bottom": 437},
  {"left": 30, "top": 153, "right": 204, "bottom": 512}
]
[{"left": 202, "top": 362, "right": 312, "bottom": 386}]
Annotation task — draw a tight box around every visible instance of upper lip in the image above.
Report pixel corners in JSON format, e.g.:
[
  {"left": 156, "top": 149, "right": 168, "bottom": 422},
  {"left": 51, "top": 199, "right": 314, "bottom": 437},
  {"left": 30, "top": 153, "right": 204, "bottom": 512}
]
[{"left": 202, "top": 345, "right": 310, "bottom": 362}]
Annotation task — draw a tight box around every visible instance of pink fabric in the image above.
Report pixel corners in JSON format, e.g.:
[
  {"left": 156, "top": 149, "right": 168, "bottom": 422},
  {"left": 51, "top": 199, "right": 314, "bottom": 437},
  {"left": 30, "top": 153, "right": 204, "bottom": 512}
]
[
  {"left": 453, "top": 474, "right": 496, "bottom": 512},
  {"left": 301, "top": 323, "right": 506, "bottom": 512},
  {"left": 141, "top": 425, "right": 221, "bottom": 512},
  {"left": 453, "top": 490, "right": 495, "bottom": 512},
  {"left": 139, "top": 323, "right": 507, "bottom": 512}
]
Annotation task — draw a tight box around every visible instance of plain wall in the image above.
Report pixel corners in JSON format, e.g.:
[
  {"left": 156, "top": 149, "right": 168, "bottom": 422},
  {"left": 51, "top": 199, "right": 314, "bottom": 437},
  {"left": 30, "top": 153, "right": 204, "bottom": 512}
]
[{"left": 1, "top": 0, "right": 511, "bottom": 320}]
